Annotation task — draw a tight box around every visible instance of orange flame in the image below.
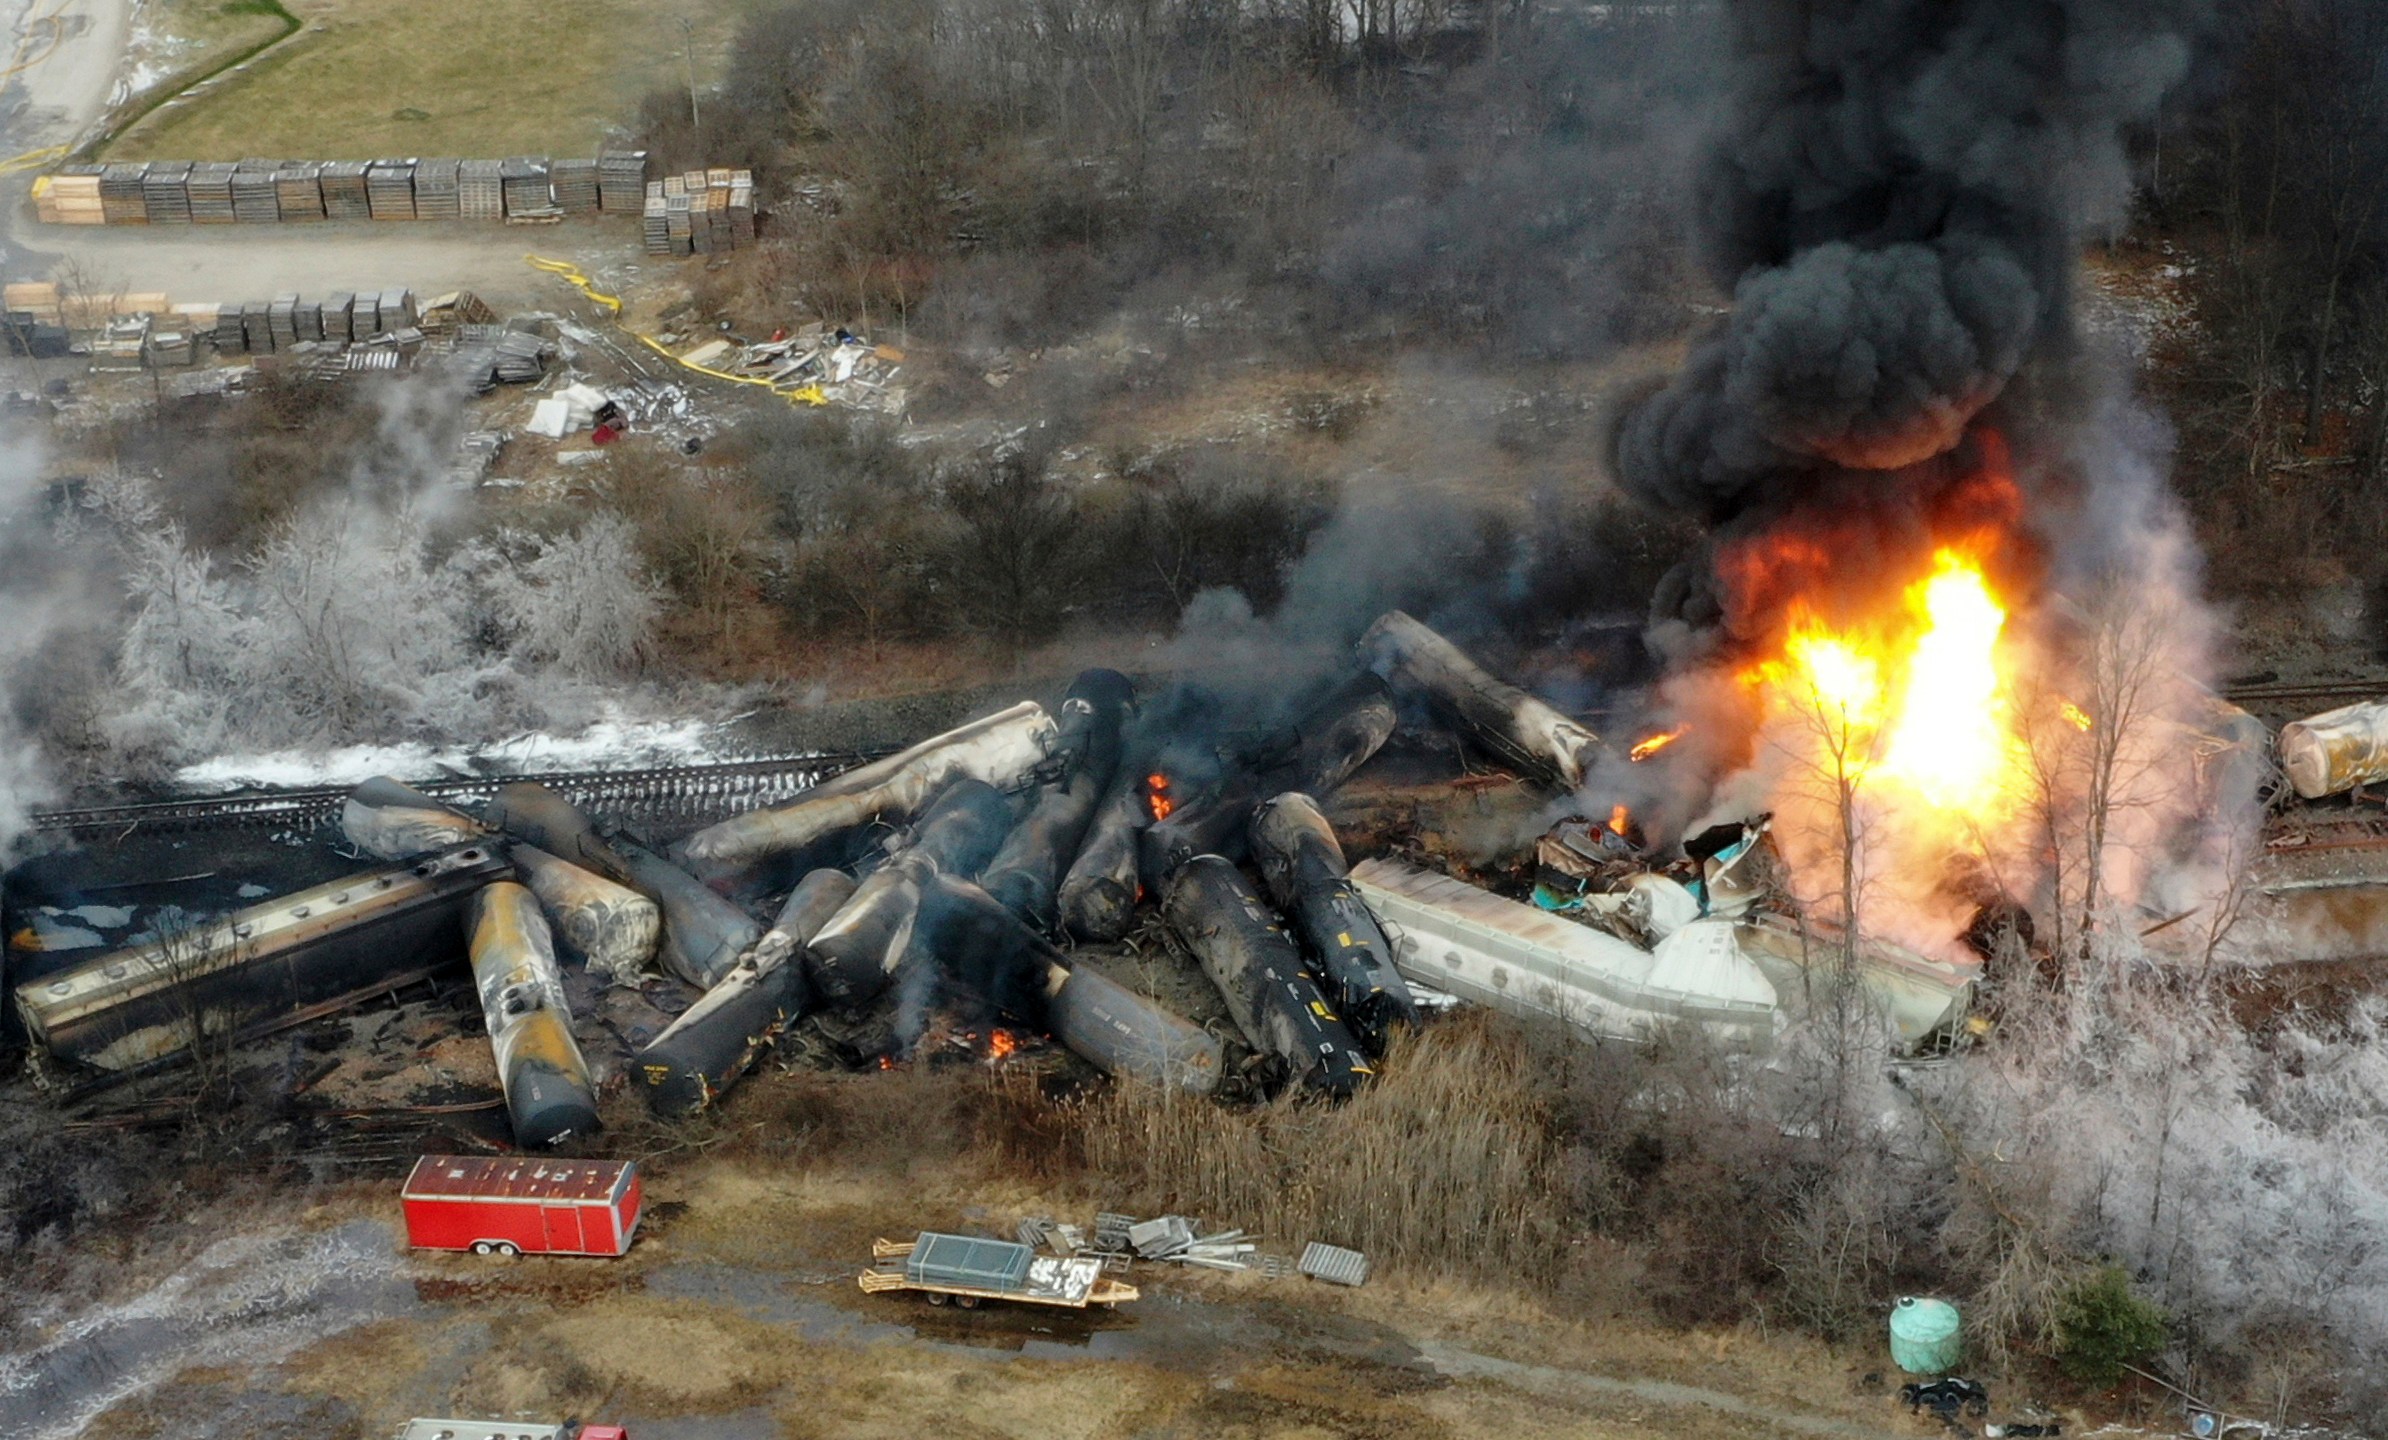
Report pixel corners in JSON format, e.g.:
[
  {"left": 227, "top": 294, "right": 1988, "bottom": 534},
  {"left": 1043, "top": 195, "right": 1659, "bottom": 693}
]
[
  {"left": 1146, "top": 773, "right": 1174, "bottom": 822},
  {"left": 1608, "top": 804, "right": 1633, "bottom": 837},
  {"left": 877, "top": 1055, "right": 897, "bottom": 1071},
  {"left": 1739, "top": 544, "right": 2035, "bottom": 950},
  {"left": 1630, "top": 726, "right": 1687, "bottom": 762},
  {"left": 2061, "top": 700, "right": 2093, "bottom": 732},
  {"left": 987, "top": 1029, "right": 1019, "bottom": 1062}
]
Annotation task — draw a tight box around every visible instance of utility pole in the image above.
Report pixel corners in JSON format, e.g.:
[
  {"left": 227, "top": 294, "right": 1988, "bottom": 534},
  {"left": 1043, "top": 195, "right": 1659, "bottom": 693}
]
[{"left": 680, "top": 16, "right": 701, "bottom": 132}]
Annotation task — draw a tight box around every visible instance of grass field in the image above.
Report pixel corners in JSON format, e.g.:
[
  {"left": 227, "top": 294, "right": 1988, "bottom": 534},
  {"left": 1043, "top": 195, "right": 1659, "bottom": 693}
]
[{"left": 109, "top": 0, "right": 764, "bottom": 161}]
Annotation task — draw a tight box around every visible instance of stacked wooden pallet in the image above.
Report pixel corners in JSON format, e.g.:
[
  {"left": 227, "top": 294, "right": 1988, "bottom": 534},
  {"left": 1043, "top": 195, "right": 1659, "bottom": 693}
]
[
  {"left": 598, "top": 151, "right": 648, "bottom": 212},
  {"left": 99, "top": 164, "right": 150, "bottom": 224},
  {"left": 320, "top": 160, "right": 371, "bottom": 219},
  {"left": 142, "top": 163, "right": 194, "bottom": 223},
  {"left": 459, "top": 159, "right": 504, "bottom": 219},
  {"left": 376, "top": 289, "right": 417, "bottom": 333},
  {"left": 551, "top": 158, "right": 600, "bottom": 213},
  {"left": 351, "top": 290, "right": 383, "bottom": 339},
  {"left": 366, "top": 160, "right": 417, "bottom": 219},
  {"left": 275, "top": 165, "right": 325, "bottom": 221},
  {"left": 727, "top": 170, "right": 755, "bottom": 243},
  {"left": 413, "top": 158, "right": 461, "bottom": 219},
  {"left": 240, "top": 300, "right": 275, "bottom": 354},
  {"left": 269, "top": 294, "right": 300, "bottom": 349},
  {"left": 231, "top": 164, "right": 281, "bottom": 223},
  {"left": 642, "top": 180, "right": 672, "bottom": 254},
  {"left": 186, "top": 162, "right": 238, "bottom": 222},
  {"left": 323, "top": 292, "right": 355, "bottom": 342},
  {"left": 211, "top": 305, "right": 247, "bottom": 351},
  {"left": 499, "top": 157, "right": 552, "bottom": 216}
]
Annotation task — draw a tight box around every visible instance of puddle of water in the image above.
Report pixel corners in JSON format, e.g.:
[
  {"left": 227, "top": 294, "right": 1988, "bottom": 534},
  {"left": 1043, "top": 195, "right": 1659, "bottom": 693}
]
[{"left": 0, "top": 1219, "right": 418, "bottom": 1440}]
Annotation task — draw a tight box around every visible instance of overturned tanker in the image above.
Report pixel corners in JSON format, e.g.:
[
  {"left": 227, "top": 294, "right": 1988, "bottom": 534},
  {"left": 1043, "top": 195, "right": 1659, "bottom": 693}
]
[
  {"left": 467, "top": 882, "right": 602, "bottom": 1147},
  {"left": 636, "top": 867, "right": 856, "bottom": 1115},
  {"left": 512, "top": 842, "right": 660, "bottom": 987},
  {"left": 16, "top": 843, "right": 510, "bottom": 1075},
  {"left": 1248, "top": 793, "right": 1419, "bottom": 1054},
  {"left": 1359, "top": 610, "right": 1596, "bottom": 790},
  {"left": 676, "top": 702, "right": 1058, "bottom": 888},
  {"left": 1056, "top": 774, "right": 1153, "bottom": 943},
  {"left": 1140, "top": 674, "right": 1397, "bottom": 889},
  {"left": 484, "top": 781, "right": 757, "bottom": 989},
  {"left": 807, "top": 780, "right": 1014, "bottom": 1009},
  {"left": 341, "top": 776, "right": 489, "bottom": 861},
  {"left": 903, "top": 869, "right": 1223, "bottom": 1093},
  {"left": 983, "top": 670, "right": 1134, "bottom": 932},
  {"left": 1160, "top": 856, "right": 1372, "bottom": 1098}
]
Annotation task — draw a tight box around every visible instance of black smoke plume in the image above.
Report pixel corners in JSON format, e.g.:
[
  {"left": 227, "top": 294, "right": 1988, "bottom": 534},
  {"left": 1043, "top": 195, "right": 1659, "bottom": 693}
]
[{"left": 1617, "top": 0, "right": 2209, "bottom": 531}]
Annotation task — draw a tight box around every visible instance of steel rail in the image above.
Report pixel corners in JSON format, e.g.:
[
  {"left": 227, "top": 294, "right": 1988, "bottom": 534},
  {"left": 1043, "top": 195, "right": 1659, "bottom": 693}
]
[{"left": 29, "top": 749, "right": 897, "bottom": 841}]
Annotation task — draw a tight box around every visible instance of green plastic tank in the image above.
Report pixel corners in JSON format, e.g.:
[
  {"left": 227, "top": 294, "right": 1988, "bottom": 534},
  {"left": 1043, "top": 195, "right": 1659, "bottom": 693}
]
[{"left": 1889, "top": 1296, "right": 1963, "bottom": 1374}]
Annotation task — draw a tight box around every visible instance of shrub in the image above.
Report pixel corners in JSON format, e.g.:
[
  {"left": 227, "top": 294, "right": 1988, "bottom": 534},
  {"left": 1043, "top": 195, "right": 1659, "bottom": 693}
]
[{"left": 2055, "top": 1263, "right": 2170, "bottom": 1386}]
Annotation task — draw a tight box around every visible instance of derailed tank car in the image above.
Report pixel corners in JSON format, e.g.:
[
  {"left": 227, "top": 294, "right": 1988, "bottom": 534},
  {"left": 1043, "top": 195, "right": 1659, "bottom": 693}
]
[
  {"left": 15, "top": 843, "right": 509, "bottom": 1075},
  {"left": 1161, "top": 856, "right": 1372, "bottom": 1098}
]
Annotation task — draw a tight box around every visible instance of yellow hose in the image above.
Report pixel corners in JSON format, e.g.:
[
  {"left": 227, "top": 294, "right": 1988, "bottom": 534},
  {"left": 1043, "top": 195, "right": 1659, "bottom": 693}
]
[{"left": 524, "top": 254, "right": 827, "bottom": 406}]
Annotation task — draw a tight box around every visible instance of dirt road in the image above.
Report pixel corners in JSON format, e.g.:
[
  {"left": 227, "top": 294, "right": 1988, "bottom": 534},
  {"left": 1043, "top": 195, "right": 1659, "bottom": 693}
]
[{"left": 19, "top": 1151, "right": 1978, "bottom": 1440}]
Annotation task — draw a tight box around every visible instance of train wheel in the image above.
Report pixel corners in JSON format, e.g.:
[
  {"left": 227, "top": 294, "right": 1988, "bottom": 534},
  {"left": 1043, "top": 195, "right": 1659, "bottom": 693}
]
[{"left": 472, "top": 1241, "right": 494, "bottom": 1255}]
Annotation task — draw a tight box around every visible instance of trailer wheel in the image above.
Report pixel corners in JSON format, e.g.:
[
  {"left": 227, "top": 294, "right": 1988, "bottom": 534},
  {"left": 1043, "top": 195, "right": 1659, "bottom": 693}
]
[
  {"left": 955, "top": 1294, "right": 981, "bottom": 1309},
  {"left": 925, "top": 1292, "right": 948, "bottom": 1306},
  {"left": 495, "top": 1242, "right": 520, "bottom": 1257},
  {"left": 472, "top": 1241, "right": 494, "bottom": 1255}
]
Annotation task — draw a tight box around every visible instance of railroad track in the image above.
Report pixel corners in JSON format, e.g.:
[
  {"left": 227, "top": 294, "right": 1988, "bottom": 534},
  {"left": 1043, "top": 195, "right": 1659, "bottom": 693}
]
[
  {"left": 2223, "top": 679, "right": 2388, "bottom": 712},
  {"left": 29, "top": 750, "right": 895, "bottom": 842}
]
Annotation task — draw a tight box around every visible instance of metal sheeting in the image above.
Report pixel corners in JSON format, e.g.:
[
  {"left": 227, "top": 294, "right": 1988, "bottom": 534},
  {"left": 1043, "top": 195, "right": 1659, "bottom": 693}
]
[
  {"left": 1299, "top": 1241, "right": 1369, "bottom": 1287},
  {"left": 906, "top": 1232, "right": 1035, "bottom": 1291}
]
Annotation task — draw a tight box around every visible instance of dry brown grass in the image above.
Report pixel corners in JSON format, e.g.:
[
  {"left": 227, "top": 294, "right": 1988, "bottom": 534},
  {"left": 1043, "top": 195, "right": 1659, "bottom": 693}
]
[{"left": 1072, "top": 1015, "right": 1566, "bottom": 1278}]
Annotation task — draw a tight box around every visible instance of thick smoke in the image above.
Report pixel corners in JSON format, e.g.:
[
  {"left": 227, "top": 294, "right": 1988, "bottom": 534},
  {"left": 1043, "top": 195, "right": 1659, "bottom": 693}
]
[{"left": 1617, "top": 0, "right": 2208, "bottom": 526}]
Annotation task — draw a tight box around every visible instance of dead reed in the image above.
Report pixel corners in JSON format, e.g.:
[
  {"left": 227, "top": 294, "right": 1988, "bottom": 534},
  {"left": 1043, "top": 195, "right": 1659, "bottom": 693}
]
[{"left": 1073, "top": 1013, "right": 1566, "bottom": 1278}]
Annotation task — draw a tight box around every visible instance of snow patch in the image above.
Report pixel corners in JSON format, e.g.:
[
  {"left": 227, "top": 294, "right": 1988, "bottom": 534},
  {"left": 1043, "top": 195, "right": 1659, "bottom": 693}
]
[{"left": 172, "top": 716, "right": 725, "bottom": 793}]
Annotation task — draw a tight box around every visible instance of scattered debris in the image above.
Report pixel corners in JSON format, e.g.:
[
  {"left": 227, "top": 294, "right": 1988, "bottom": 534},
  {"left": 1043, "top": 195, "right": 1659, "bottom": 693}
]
[
  {"left": 1901, "top": 1378, "right": 1991, "bottom": 1421},
  {"left": 1297, "top": 1241, "right": 1370, "bottom": 1287}
]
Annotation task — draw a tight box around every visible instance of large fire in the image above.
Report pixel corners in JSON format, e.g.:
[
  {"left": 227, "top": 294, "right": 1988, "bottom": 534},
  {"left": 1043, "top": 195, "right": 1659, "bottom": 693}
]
[{"left": 1739, "top": 543, "right": 2036, "bottom": 952}]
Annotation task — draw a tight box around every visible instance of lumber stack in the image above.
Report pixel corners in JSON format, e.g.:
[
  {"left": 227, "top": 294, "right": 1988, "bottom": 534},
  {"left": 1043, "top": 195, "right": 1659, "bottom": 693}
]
[
  {"left": 231, "top": 163, "right": 281, "bottom": 223},
  {"left": 366, "top": 160, "right": 417, "bottom": 220},
  {"left": 500, "top": 157, "right": 553, "bottom": 217},
  {"left": 275, "top": 165, "right": 325, "bottom": 221},
  {"left": 320, "top": 160, "right": 371, "bottom": 219},
  {"left": 598, "top": 151, "right": 648, "bottom": 213},
  {"left": 413, "top": 159, "right": 461, "bottom": 219},
  {"left": 142, "top": 162, "right": 194, "bottom": 224},
  {"left": 552, "top": 158, "right": 600, "bottom": 213},
  {"left": 37, "top": 166, "right": 105, "bottom": 224}
]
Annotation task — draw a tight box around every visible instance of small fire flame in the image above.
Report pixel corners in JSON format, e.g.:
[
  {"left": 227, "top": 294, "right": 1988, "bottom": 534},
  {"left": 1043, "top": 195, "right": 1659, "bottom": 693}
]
[
  {"left": 1146, "top": 773, "right": 1174, "bottom": 822},
  {"left": 987, "top": 1029, "right": 1019, "bottom": 1062},
  {"left": 1608, "top": 804, "right": 1633, "bottom": 837},
  {"left": 2061, "top": 699, "right": 2093, "bottom": 732},
  {"left": 1630, "top": 726, "right": 1688, "bottom": 762},
  {"left": 878, "top": 1055, "right": 897, "bottom": 1071}
]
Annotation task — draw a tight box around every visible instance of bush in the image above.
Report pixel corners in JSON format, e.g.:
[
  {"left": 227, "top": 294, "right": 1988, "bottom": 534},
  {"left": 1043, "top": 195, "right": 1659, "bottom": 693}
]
[{"left": 2054, "top": 1264, "right": 2170, "bottom": 1386}]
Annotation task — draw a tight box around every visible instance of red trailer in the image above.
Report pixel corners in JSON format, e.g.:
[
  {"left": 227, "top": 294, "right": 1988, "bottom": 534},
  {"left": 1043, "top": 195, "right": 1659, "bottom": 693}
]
[{"left": 402, "top": 1156, "right": 642, "bottom": 1257}]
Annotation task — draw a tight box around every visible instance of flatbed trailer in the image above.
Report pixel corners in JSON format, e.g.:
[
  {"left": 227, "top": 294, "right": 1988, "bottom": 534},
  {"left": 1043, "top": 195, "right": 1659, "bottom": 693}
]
[{"left": 858, "top": 1233, "right": 1139, "bottom": 1310}]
